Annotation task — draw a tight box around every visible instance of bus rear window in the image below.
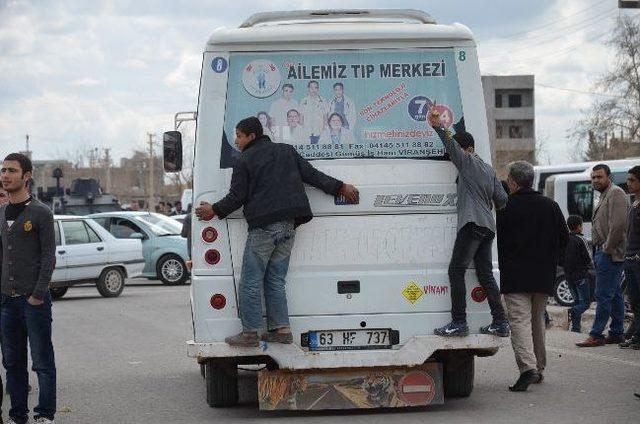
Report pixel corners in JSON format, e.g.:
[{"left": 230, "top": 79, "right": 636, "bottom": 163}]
[{"left": 220, "top": 49, "right": 464, "bottom": 168}]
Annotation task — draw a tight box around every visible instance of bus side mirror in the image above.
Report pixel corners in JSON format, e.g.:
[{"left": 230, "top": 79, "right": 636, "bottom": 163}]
[{"left": 163, "top": 131, "right": 183, "bottom": 172}]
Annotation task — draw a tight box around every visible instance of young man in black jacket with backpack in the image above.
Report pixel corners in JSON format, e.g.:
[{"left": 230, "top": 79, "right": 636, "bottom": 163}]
[
  {"left": 195, "top": 117, "right": 359, "bottom": 347},
  {"left": 564, "top": 215, "right": 594, "bottom": 333}
]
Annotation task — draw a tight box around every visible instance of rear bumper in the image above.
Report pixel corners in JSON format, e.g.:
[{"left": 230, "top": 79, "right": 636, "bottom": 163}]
[{"left": 187, "top": 334, "right": 502, "bottom": 370}]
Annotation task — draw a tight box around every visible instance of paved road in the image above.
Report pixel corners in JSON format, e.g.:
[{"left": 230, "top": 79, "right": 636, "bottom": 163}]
[{"left": 2, "top": 281, "right": 638, "bottom": 423}]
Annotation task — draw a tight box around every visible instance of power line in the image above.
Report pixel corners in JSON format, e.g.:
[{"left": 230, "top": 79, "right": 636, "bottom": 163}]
[
  {"left": 478, "top": 1, "right": 610, "bottom": 42},
  {"left": 535, "top": 83, "right": 623, "bottom": 98},
  {"left": 480, "top": 5, "right": 616, "bottom": 45},
  {"left": 482, "top": 26, "right": 611, "bottom": 66},
  {"left": 481, "top": 12, "right": 617, "bottom": 62}
]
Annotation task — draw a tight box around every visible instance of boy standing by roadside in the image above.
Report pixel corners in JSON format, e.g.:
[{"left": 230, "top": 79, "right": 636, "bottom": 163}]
[{"left": 564, "top": 215, "right": 594, "bottom": 333}]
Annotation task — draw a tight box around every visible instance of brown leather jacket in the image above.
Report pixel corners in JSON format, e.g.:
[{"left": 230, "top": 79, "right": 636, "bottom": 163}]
[{"left": 591, "top": 184, "right": 629, "bottom": 262}]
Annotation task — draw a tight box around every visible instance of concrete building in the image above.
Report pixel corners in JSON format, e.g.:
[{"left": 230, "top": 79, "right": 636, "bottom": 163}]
[{"left": 481, "top": 75, "right": 535, "bottom": 179}]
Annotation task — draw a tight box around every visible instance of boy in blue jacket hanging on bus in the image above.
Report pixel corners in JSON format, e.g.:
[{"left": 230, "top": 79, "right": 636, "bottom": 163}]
[{"left": 195, "top": 117, "right": 359, "bottom": 347}]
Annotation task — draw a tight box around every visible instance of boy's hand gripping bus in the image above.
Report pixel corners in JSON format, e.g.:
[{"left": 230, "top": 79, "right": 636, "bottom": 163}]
[{"left": 164, "top": 9, "right": 503, "bottom": 410}]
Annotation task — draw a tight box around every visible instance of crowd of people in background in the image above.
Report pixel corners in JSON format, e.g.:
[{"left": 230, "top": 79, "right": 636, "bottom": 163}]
[{"left": 154, "top": 201, "right": 184, "bottom": 216}]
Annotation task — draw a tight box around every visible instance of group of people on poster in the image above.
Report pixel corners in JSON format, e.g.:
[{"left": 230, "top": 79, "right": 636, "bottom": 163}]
[{"left": 255, "top": 80, "right": 357, "bottom": 146}]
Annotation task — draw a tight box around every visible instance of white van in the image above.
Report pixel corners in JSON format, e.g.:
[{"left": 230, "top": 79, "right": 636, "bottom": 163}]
[
  {"left": 165, "top": 9, "right": 501, "bottom": 410},
  {"left": 543, "top": 159, "right": 637, "bottom": 306},
  {"left": 543, "top": 158, "right": 638, "bottom": 238}
]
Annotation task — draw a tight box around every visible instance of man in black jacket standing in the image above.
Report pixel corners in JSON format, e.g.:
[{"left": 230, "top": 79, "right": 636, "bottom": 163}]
[
  {"left": 196, "top": 117, "right": 359, "bottom": 347},
  {"left": 621, "top": 165, "right": 640, "bottom": 350},
  {"left": 497, "top": 161, "right": 568, "bottom": 392},
  {"left": 1, "top": 153, "right": 57, "bottom": 423}
]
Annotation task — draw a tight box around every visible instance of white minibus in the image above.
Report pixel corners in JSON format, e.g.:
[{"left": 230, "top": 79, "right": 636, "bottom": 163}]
[{"left": 165, "top": 9, "right": 504, "bottom": 410}]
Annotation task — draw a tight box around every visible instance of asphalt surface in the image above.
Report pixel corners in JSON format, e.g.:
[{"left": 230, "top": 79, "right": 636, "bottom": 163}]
[{"left": 2, "top": 281, "right": 639, "bottom": 423}]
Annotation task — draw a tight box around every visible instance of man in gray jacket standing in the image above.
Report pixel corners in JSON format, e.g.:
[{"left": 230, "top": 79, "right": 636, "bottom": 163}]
[
  {"left": 577, "top": 164, "right": 629, "bottom": 347},
  {"left": 428, "top": 109, "right": 510, "bottom": 337},
  {"left": 1, "top": 153, "right": 57, "bottom": 424}
]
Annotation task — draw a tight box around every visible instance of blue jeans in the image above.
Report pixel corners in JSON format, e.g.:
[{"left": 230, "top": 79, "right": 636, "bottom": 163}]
[
  {"left": 570, "top": 278, "right": 591, "bottom": 331},
  {"left": 1, "top": 293, "right": 56, "bottom": 422},
  {"left": 589, "top": 251, "right": 625, "bottom": 338},
  {"left": 239, "top": 221, "right": 296, "bottom": 332},
  {"left": 624, "top": 259, "right": 640, "bottom": 341}
]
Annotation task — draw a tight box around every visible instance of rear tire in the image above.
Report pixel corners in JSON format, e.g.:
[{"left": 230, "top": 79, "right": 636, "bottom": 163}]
[
  {"left": 50, "top": 287, "right": 68, "bottom": 299},
  {"left": 205, "top": 360, "right": 239, "bottom": 407},
  {"left": 96, "top": 268, "right": 126, "bottom": 298},
  {"left": 442, "top": 354, "right": 474, "bottom": 398}
]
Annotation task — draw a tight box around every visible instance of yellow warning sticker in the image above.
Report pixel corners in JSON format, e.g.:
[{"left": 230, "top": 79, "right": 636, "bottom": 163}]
[{"left": 402, "top": 281, "right": 424, "bottom": 304}]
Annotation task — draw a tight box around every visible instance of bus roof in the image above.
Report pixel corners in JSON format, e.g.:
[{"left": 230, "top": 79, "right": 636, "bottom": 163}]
[{"left": 206, "top": 9, "right": 475, "bottom": 49}]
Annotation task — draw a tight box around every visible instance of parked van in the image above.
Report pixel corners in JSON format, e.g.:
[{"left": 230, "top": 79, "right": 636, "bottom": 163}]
[
  {"left": 542, "top": 158, "right": 638, "bottom": 306},
  {"left": 165, "top": 9, "right": 502, "bottom": 410}
]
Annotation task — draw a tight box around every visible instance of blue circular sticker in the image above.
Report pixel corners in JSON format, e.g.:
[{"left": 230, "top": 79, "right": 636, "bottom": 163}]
[
  {"left": 211, "top": 57, "right": 228, "bottom": 73},
  {"left": 407, "top": 96, "right": 434, "bottom": 122}
]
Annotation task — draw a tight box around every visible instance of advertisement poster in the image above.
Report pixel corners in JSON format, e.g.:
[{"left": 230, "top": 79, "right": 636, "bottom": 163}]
[{"left": 220, "top": 49, "right": 463, "bottom": 168}]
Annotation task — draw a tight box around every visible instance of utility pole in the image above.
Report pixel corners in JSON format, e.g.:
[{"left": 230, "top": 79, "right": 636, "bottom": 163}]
[
  {"left": 103, "top": 148, "right": 111, "bottom": 193},
  {"left": 147, "top": 133, "right": 156, "bottom": 211}
]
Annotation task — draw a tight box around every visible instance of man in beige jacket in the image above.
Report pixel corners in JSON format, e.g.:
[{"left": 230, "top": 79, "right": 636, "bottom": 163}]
[{"left": 577, "top": 163, "right": 629, "bottom": 347}]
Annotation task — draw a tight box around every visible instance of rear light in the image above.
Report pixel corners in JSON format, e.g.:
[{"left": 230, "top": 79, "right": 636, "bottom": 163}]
[
  {"left": 204, "top": 249, "right": 221, "bottom": 265},
  {"left": 201, "top": 227, "right": 218, "bottom": 243},
  {"left": 210, "top": 294, "right": 226, "bottom": 309},
  {"left": 471, "top": 286, "right": 487, "bottom": 303}
]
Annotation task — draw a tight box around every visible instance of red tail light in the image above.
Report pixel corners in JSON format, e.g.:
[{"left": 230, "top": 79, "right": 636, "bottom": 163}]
[
  {"left": 204, "top": 249, "right": 221, "bottom": 265},
  {"left": 201, "top": 227, "right": 218, "bottom": 243},
  {"left": 471, "top": 286, "right": 487, "bottom": 303},
  {"left": 210, "top": 294, "right": 226, "bottom": 309}
]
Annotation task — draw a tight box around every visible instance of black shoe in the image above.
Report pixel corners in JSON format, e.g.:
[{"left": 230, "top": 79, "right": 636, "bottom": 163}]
[
  {"left": 480, "top": 321, "right": 510, "bottom": 337},
  {"left": 434, "top": 321, "right": 469, "bottom": 337},
  {"left": 533, "top": 372, "right": 544, "bottom": 384},
  {"left": 508, "top": 370, "right": 540, "bottom": 392},
  {"left": 619, "top": 338, "right": 640, "bottom": 350}
]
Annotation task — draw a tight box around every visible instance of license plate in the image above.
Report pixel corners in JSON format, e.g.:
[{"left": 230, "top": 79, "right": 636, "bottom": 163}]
[{"left": 308, "top": 329, "right": 392, "bottom": 351}]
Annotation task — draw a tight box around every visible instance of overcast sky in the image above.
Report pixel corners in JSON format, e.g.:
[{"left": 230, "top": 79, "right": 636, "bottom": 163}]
[{"left": 0, "top": 0, "right": 637, "bottom": 165}]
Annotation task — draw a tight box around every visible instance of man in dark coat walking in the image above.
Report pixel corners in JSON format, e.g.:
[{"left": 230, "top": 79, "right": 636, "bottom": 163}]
[{"left": 497, "top": 161, "right": 568, "bottom": 392}]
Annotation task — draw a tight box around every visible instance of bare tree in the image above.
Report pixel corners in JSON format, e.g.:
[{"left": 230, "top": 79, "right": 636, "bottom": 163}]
[
  {"left": 572, "top": 15, "right": 640, "bottom": 160},
  {"left": 534, "top": 133, "right": 551, "bottom": 165}
]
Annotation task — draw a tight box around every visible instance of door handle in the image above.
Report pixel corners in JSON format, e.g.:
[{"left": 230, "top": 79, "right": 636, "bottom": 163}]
[
  {"left": 97, "top": 246, "right": 104, "bottom": 251},
  {"left": 58, "top": 250, "right": 66, "bottom": 254}
]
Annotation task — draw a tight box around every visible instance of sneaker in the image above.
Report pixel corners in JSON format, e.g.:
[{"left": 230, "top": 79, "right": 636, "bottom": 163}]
[
  {"left": 224, "top": 331, "right": 259, "bottom": 347},
  {"left": 34, "top": 418, "right": 54, "bottom": 424},
  {"left": 576, "top": 336, "right": 605, "bottom": 347},
  {"left": 619, "top": 338, "right": 640, "bottom": 350},
  {"left": 480, "top": 321, "right": 510, "bottom": 337},
  {"left": 434, "top": 321, "right": 469, "bottom": 337},
  {"left": 260, "top": 330, "right": 293, "bottom": 344}
]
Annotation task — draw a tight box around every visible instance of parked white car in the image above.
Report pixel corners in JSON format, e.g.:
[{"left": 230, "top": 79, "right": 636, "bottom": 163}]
[{"left": 50, "top": 216, "right": 145, "bottom": 299}]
